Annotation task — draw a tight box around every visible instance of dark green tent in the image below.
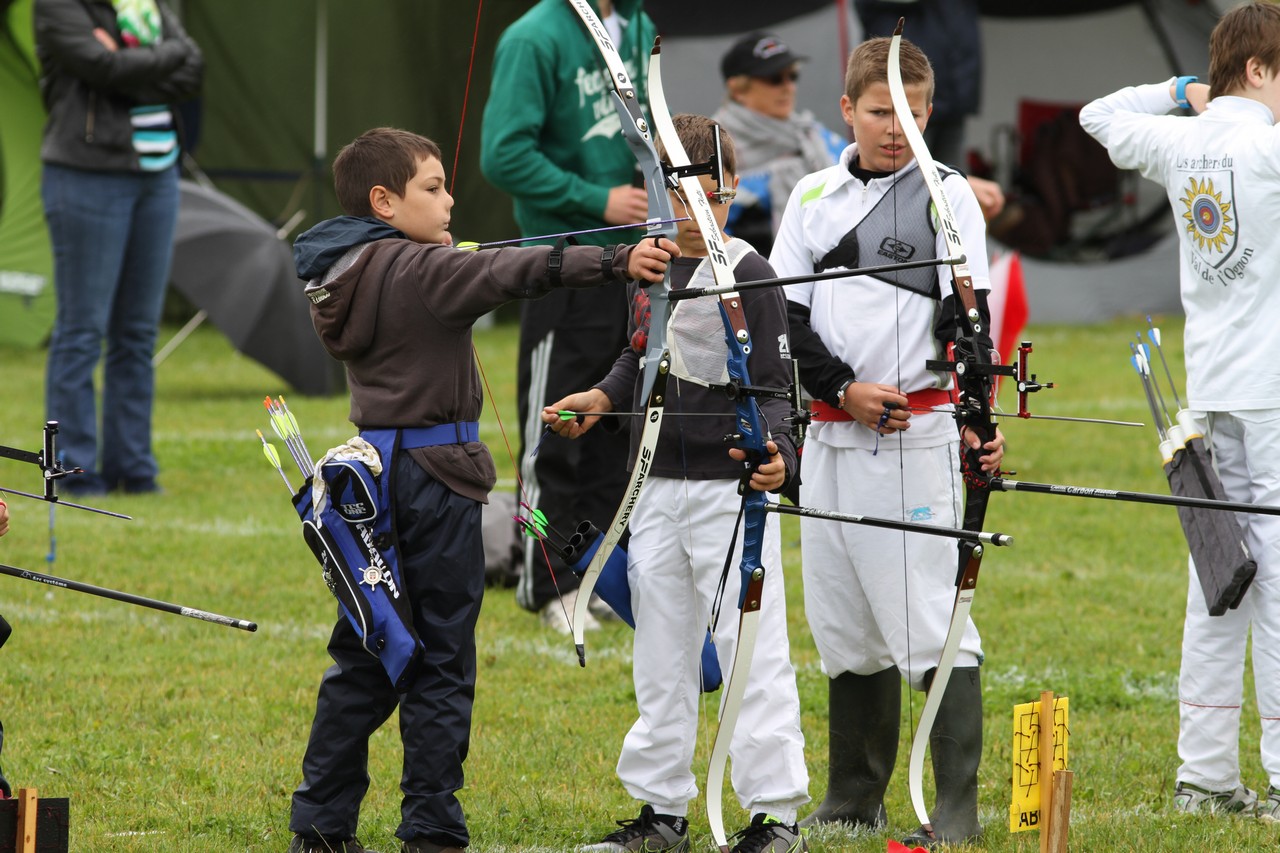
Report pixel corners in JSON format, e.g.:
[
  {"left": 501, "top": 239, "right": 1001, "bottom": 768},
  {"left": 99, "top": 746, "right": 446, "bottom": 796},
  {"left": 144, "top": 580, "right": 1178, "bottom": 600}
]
[
  {"left": 0, "top": 0, "right": 54, "bottom": 348},
  {"left": 179, "top": 0, "right": 529, "bottom": 246}
]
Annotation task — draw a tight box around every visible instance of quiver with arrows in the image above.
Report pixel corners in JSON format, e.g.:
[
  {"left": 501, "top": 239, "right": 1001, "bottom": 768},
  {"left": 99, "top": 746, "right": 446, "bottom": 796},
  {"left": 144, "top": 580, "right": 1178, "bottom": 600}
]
[
  {"left": 293, "top": 436, "right": 424, "bottom": 691},
  {"left": 1166, "top": 434, "right": 1256, "bottom": 616}
]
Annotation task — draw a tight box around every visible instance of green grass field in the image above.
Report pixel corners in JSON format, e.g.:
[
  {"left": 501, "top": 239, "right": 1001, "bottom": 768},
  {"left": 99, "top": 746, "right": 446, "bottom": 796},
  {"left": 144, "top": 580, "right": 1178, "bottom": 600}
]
[{"left": 0, "top": 317, "right": 1275, "bottom": 852}]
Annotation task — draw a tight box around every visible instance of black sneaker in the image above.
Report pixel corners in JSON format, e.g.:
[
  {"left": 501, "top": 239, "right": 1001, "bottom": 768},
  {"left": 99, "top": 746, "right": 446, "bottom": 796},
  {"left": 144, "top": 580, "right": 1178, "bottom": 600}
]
[
  {"left": 287, "top": 835, "right": 379, "bottom": 853},
  {"left": 728, "top": 814, "right": 807, "bottom": 853},
  {"left": 579, "top": 804, "right": 689, "bottom": 852}
]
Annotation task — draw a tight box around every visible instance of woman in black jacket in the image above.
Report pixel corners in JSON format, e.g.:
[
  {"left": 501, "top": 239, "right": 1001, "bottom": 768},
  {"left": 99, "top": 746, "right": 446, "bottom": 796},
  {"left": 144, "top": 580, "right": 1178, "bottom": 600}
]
[{"left": 35, "top": 0, "right": 202, "bottom": 495}]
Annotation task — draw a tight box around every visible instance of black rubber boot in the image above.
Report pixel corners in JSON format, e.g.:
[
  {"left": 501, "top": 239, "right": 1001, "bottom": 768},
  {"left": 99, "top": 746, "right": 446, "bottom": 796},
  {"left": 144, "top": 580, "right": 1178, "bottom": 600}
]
[
  {"left": 902, "top": 666, "right": 984, "bottom": 849},
  {"left": 801, "top": 667, "right": 901, "bottom": 828}
]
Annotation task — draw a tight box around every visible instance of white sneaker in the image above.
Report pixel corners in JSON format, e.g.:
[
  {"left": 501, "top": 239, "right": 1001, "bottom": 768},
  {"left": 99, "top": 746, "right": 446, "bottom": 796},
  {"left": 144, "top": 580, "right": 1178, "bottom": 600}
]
[
  {"left": 1173, "top": 781, "right": 1257, "bottom": 815},
  {"left": 539, "top": 588, "right": 599, "bottom": 636},
  {"left": 1259, "top": 786, "right": 1279, "bottom": 823}
]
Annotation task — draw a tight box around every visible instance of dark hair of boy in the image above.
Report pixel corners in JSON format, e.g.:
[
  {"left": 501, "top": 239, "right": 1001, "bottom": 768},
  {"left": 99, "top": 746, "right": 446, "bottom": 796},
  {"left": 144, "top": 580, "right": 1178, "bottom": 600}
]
[
  {"left": 332, "top": 127, "right": 443, "bottom": 217},
  {"left": 843, "top": 35, "right": 934, "bottom": 105},
  {"left": 656, "top": 113, "right": 738, "bottom": 178},
  {"left": 1208, "top": 1, "right": 1280, "bottom": 99}
]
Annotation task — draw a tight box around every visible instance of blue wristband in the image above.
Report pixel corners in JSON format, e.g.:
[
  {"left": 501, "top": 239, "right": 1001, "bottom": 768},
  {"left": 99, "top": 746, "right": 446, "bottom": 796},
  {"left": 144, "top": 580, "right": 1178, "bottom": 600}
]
[{"left": 1175, "top": 75, "right": 1198, "bottom": 110}]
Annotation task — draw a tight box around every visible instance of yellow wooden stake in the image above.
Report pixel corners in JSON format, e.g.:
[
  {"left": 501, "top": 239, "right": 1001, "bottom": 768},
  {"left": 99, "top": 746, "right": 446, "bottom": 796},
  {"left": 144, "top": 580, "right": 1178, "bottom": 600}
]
[
  {"left": 1039, "top": 691, "right": 1055, "bottom": 853},
  {"left": 15, "top": 786, "right": 37, "bottom": 853}
]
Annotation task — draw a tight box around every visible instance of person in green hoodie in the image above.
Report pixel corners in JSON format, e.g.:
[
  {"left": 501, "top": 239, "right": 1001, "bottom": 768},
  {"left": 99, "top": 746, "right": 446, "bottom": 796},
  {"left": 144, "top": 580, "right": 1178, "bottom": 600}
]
[{"left": 479, "top": 0, "right": 656, "bottom": 635}]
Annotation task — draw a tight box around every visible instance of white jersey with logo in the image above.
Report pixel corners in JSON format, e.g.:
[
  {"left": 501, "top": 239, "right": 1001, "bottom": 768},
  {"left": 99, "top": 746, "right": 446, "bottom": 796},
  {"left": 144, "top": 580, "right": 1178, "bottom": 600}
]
[
  {"left": 772, "top": 143, "right": 990, "bottom": 450},
  {"left": 1081, "top": 81, "right": 1280, "bottom": 411}
]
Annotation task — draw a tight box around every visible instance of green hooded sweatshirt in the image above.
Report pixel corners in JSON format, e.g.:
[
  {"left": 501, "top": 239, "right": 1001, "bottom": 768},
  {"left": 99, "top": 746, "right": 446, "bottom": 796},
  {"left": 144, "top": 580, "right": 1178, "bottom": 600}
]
[{"left": 479, "top": 0, "right": 655, "bottom": 247}]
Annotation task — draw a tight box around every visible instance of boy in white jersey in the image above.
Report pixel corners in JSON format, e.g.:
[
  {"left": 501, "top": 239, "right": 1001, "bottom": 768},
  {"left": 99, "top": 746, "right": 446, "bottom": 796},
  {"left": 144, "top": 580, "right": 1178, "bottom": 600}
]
[
  {"left": 1081, "top": 1, "right": 1280, "bottom": 822},
  {"left": 772, "top": 36, "right": 1003, "bottom": 847},
  {"left": 543, "top": 114, "right": 810, "bottom": 853}
]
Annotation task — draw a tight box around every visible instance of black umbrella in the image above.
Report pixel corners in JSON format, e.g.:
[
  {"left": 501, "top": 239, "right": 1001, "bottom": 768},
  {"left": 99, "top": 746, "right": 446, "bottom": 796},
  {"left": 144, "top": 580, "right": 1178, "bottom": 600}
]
[
  {"left": 166, "top": 180, "right": 343, "bottom": 395},
  {"left": 1131, "top": 339, "right": 1255, "bottom": 616}
]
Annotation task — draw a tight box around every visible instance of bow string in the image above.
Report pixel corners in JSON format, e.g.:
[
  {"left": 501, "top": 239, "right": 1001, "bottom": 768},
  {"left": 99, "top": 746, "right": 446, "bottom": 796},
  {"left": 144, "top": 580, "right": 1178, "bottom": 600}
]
[
  {"left": 887, "top": 20, "right": 1001, "bottom": 837},
  {"left": 644, "top": 38, "right": 775, "bottom": 853}
]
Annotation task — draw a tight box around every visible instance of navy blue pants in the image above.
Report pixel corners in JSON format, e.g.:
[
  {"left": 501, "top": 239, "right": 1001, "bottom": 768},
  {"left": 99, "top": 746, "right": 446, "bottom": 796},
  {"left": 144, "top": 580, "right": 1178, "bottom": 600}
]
[{"left": 290, "top": 453, "right": 485, "bottom": 847}]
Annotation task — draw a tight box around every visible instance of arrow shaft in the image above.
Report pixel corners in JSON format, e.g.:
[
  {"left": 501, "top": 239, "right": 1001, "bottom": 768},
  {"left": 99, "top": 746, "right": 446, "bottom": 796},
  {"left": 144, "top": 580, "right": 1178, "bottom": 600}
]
[
  {"left": 473, "top": 217, "right": 690, "bottom": 249},
  {"left": 668, "top": 254, "right": 963, "bottom": 301},
  {"left": 0, "top": 487, "right": 132, "bottom": 520},
  {"left": 766, "top": 503, "right": 1012, "bottom": 545},
  {"left": 0, "top": 561, "right": 256, "bottom": 631},
  {"left": 990, "top": 476, "right": 1280, "bottom": 516}
]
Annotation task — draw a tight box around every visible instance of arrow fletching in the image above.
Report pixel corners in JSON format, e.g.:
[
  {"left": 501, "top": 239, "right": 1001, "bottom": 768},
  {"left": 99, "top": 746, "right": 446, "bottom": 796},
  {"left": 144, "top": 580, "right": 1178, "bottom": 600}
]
[
  {"left": 257, "top": 430, "right": 282, "bottom": 468},
  {"left": 256, "top": 429, "right": 294, "bottom": 492},
  {"left": 530, "top": 508, "right": 549, "bottom": 537}
]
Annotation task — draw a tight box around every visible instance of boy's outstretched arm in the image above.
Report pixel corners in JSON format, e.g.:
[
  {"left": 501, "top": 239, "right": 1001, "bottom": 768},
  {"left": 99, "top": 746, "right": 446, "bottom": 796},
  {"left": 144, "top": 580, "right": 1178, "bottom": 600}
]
[{"left": 627, "top": 237, "right": 680, "bottom": 283}]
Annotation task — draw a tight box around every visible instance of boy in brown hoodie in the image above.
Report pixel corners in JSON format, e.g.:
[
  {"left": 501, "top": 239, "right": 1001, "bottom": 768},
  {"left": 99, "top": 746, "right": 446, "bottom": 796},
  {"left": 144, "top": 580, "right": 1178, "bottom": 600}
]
[{"left": 286, "top": 127, "right": 676, "bottom": 853}]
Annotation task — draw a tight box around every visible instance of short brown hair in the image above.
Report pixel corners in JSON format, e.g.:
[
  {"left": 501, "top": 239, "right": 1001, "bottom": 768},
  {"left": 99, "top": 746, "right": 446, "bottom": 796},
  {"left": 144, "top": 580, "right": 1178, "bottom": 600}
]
[
  {"left": 656, "top": 113, "right": 738, "bottom": 178},
  {"left": 844, "top": 36, "right": 934, "bottom": 105},
  {"left": 332, "top": 127, "right": 443, "bottom": 217},
  {"left": 1209, "top": 2, "right": 1280, "bottom": 99}
]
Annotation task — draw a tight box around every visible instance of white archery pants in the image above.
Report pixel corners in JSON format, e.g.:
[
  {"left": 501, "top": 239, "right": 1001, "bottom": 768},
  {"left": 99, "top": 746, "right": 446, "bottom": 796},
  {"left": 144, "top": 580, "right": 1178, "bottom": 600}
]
[
  {"left": 800, "top": 438, "right": 982, "bottom": 691},
  {"left": 1178, "top": 409, "right": 1280, "bottom": 791},
  {"left": 617, "top": 477, "right": 810, "bottom": 820}
]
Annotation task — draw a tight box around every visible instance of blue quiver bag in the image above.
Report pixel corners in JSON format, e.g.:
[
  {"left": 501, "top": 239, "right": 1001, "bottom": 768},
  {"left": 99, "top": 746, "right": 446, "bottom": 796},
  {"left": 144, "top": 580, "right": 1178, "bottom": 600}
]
[
  {"left": 567, "top": 521, "right": 722, "bottom": 693},
  {"left": 292, "top": 440, "right": 424, "bottom": 692}
]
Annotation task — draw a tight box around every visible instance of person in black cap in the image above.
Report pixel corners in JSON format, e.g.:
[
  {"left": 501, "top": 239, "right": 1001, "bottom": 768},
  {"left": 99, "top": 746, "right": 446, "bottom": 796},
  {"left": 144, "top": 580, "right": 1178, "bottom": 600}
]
[{"left": 714, "top": 32, "right": 846, "bottom": 257}]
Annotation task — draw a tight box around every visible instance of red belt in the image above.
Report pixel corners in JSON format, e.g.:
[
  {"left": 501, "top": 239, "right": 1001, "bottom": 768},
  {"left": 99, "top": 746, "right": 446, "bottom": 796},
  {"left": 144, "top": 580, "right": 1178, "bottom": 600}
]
[{"left": 811, "top": 387, "right": 954, "bottom": 422}]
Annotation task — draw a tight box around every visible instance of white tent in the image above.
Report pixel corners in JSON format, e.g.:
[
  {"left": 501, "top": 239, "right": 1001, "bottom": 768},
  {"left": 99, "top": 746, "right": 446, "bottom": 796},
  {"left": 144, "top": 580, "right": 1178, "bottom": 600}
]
[{"left": 655, "top": 0, "right": 1231, "bottom": 322}]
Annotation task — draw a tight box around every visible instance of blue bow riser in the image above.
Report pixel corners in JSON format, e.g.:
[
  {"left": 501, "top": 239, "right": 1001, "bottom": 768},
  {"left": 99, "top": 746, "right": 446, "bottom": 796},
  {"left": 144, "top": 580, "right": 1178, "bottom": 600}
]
[{"left": 568, "top": 521, "right": 722, "bottom": 693}]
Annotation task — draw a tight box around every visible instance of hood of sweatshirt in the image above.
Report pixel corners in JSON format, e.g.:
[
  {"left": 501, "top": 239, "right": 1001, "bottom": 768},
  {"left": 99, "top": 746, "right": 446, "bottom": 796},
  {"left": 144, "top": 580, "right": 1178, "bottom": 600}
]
[
  {"left": 296, "top": 216, "right": 416, "bottom": 362},
  {"left": 293, "top": 216, "right": 405, "bottom": 281}
]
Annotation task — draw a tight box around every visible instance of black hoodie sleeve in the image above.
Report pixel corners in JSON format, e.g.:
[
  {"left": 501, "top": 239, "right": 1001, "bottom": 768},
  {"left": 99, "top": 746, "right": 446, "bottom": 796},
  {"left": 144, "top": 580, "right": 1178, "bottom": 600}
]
[{"left": 786, "top": 299, "right": 855, "bottom": 406}]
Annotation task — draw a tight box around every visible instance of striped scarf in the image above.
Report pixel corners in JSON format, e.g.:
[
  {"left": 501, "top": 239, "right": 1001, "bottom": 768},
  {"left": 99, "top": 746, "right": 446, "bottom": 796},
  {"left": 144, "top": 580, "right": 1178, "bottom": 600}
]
[{"left": 112, "top": 0, "right": 178, "bottom": 171}]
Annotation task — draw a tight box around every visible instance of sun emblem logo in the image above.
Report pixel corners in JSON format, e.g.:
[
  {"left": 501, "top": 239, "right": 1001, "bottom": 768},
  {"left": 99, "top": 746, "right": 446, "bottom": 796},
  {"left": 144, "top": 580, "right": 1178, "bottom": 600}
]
[{"left": 1180, "top": 177, "right": 1234, "bottom": 254}]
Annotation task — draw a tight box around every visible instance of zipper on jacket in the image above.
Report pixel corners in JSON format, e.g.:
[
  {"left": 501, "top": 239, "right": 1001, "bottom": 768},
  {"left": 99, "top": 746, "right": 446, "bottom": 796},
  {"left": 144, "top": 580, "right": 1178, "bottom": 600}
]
[{"left": 85, "top": 90, "right": 96, "bottom": 142}]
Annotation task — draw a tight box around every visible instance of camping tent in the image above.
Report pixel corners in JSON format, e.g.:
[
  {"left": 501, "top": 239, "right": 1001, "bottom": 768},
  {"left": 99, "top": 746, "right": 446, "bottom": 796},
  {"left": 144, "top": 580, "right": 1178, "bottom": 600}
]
[
  {"left": 0, "top": 0, "right": 1238, "bottom": 333},
  {"left": 176, "top": 0, "right": 1223, "bottom": 321}
]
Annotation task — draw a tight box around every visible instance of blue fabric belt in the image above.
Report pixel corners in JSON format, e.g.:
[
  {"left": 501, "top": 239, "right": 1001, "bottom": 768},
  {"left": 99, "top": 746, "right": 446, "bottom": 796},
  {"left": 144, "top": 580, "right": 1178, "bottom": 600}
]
[{"left": 362, "top": 423, "right": 479, "bottom": 449}]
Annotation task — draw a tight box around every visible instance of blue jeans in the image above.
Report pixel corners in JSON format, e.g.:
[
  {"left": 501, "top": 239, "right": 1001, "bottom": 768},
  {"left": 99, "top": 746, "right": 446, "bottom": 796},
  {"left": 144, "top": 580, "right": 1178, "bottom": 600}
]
[{"left": 42, "top": 163, "right": 179, "bottom": 488}]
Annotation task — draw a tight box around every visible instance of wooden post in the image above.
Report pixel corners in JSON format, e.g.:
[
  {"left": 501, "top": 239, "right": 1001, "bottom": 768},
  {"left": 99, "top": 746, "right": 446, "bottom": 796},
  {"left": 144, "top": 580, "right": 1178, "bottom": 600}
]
[
  {"left": 1038, "top": 691, "right": 1054, "bottom": 853},
  {"left": 14, "top": 788, "right": 36, "bottom": 853},
  {"left": 1047, "top": 768, "right": 1074, "bottom": 853}
]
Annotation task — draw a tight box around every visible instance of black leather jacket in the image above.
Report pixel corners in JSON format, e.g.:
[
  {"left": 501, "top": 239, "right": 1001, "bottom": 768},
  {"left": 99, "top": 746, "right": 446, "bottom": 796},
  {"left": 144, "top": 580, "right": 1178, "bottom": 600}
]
[{"left": 35, "top": 0, "right": 202, "bottom": 172}]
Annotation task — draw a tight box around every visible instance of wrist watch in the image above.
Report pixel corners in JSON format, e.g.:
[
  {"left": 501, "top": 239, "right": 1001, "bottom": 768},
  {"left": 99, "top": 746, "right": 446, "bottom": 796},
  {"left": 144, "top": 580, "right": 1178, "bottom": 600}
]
[
  {"left": 1175, "top": 75, "right": 1198, "bottom": 110},
  {"left": 836, "top": 379, "right": 853, "bottom": 409}
]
